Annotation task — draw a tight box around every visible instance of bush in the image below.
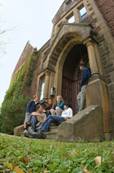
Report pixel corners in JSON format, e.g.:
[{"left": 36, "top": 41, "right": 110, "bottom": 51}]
[
  {"left": 0, "top": 51, "right": 39, "bottom": 134},
  {"left": 0, "top": 95, "right": 29, "bottom": 134},
  {"left": 0, "top": 64, "right": 30, "bottom": 134}
]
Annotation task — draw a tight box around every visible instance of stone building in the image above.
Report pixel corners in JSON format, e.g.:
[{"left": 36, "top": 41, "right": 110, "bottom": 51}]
[{"left": 13, "top": 0, "right": 114, "bottom": 141}]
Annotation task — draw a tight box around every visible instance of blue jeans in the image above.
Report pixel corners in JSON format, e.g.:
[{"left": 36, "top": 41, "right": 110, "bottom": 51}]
[
  {"left": 30, "top": 116, "right": 38, "bottom": 130},
  {"left": 41, "top": 115, "right": 65, "bottom": 132}
]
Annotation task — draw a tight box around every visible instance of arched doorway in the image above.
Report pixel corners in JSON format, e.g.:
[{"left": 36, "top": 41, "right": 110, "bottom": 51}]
[{"left": 62, "top": 44, "right": 89, "bottom": 114}]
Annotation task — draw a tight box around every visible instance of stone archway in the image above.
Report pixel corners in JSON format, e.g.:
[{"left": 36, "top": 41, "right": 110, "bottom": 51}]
[
  {"left": 45, "top": 24, "right": 92, "bottom": 98},
  {"left": 62, "top": 44, "right": 89, "bottom": 113}
]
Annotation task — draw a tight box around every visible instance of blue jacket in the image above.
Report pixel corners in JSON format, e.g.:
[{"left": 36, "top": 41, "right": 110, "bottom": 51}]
[
  {"left": 80, "top": 67, "right": 91, "bottom": 88},
  {"left": 56, "top": 101, "right": 64, "bottom": 110},
  {"left": 26, "top": 100, "right": 36, "bottom": 113}
]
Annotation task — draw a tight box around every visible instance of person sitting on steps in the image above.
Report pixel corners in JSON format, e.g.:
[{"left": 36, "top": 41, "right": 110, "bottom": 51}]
[
  {"left": 24, "top": 95, "right": 39, "bottom": 129},
  {"left": 50, "top": 95, "right": 64, "bottom": 116},
  {"left": 24, "top": 104, "right": 47, "bottom": 138},
  {"left": 38, "top": 104, "right": 73, "bottom": 133}
]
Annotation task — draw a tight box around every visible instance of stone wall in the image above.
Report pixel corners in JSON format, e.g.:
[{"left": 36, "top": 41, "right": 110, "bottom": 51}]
[
  {"left": 95, "top": 0, "right": 114, "bottom": 37},
  {"left": 12, "top": 42, "right": 34, "bottom": 79}
]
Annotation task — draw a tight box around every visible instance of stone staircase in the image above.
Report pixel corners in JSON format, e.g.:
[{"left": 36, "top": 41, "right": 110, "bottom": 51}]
[
  {"left": 14, "top": 105, "right": 105, "bottom": 141},
  {"left": 14, "top": 123, "right": 59, "bottom": 140}
]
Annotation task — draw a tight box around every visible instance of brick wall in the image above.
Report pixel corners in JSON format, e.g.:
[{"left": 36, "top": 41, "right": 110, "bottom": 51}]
[
  {"left": 95, "top": 0, "right": 114, "bottom": 37},
  {"left": 12, "top": 42, "right": 34, "bottom": 78}
]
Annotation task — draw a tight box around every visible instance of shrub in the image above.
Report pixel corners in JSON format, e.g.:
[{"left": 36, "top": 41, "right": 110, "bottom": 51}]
[
  {"left": 0, "top": 51, "right": 39, "bottom": 134},
  {"left": 0, "top": 64, "right": 30, "bottom": 134}
]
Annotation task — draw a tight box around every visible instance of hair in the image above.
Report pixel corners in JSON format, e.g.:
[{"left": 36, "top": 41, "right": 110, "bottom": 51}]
[
  {"left": 79, "top": 59, "right": 85, "bottom": 66},
  {"left": 65, "top": 103, "right": 72, "bottom": 109},
  {"left": 57, "top": 95, "right": 63, "bottom": 101},
  {"left": 36, "top": 104, "right": 40, "bottom": 110},
  {"left": 33, "top": 95, "right": 38, "bottom": 100}
]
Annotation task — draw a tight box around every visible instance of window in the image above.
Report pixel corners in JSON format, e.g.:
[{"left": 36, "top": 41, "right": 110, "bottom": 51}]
[
  {"left": 79, "top": 5, "right": 87, "bottom": 18},
  {"left": 68, "top": 16, "right": 75, "bottom": 23},
  {"left": 67, "top": 13, "right": 75, "bottom": 24},
  {"left": 39, "top": 76, "right": 45, "bottom": 100}
]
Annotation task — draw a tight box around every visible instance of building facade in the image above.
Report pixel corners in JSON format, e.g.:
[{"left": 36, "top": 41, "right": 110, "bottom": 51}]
[{"left": 13, "top": 0, "right": 114, "bottom": 140}]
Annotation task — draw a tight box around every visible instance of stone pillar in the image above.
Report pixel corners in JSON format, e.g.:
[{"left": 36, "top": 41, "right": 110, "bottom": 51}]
[
  {"left": 85, "top": 38, "right": 99, "bottom": 75},
  {"left": 85, "top": 38, "right": 111, "bottom": 140},
  {"left": 44, "top": 71, "right": 50, "bottom": 98},
  {"left": 73, "top": 9, "right": 80, "bottom": 23}
]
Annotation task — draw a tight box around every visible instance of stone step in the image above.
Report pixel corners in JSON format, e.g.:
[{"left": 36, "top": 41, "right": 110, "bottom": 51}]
[
  {"left": 45, "top": 128, "right": 58, "bottom": 139},
  {"left": 14, "top": 124, "right": 59, "bottom": 139}
]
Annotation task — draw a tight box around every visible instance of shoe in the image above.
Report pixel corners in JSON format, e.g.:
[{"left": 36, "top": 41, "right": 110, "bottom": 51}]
[
  {"left": 35, "top": 130, "right": 47, "bottom": 139},
  {"left": 23, "top": 129, "right": 31, "bottom": 137}
]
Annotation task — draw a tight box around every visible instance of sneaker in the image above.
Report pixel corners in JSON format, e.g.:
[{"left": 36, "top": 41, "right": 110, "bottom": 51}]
[{"left": 23, "top": 129, "right": 30, "bottom": 137}]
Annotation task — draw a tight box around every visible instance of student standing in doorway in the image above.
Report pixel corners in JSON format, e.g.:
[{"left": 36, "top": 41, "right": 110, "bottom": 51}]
[{"left": 77, "top": 60, "right": 91, "bottom": 111}]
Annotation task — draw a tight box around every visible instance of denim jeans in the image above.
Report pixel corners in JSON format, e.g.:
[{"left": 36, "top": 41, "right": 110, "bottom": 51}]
[
  {"left": 77, "top": 85, "right": 87, "bottom": 111},
  {"left": 41, "top": 115, "right": 65, "bottom": 132},
  {"left": 30, "top": 116, "right": 38, "bottom": 130}
]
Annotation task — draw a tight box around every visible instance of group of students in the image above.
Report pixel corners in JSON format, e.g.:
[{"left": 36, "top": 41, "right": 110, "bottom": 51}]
[
  {"left": 23, "top": 60, "right": 91, "bottom": 139},
  {"left": 23, "top": 95, "right": 73, "bottom": 138}
]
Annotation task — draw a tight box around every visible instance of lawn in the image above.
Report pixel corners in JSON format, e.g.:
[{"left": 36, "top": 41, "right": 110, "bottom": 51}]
[{"left": 0, "top": 133, "right": 114, "bottom": 173}]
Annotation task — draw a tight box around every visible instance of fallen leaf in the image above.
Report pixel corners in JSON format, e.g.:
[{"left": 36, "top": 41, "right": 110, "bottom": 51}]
[
  {"left": 95, "top": 156, "right": 102, "bottom": 166},
  {"left": 28, "top": 169, "right": 32, "bottom": 173},
  {"left": 13, "top": 166, "right": 24, "bottom": 173},
  {"left": 69, "top": 149, "right": 78, "bottom": 157},
  {"left": 43, "top": 169, "right": 50, "bottom": 173},
  {"left": 21, "top": 156, "right": 30, "bottom": 164},
  {"left": 5, "top": 163, "right": 13, "bottom": 170},
  {"left": 83, "top": 167, "right": 91, "bottom": 173}
]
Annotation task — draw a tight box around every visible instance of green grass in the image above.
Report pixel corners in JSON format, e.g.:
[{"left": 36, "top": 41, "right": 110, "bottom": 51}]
[{"left": 0, "top": 133, "right": 114, "bottom": 173}]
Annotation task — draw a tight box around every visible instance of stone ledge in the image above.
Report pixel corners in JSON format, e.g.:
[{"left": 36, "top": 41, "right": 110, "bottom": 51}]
[
  {"left": 57, "top": 105, "right": 104, "bottom": 142},
  {"left": 14, "top": 124, "right": 24, "bottom": 136}
]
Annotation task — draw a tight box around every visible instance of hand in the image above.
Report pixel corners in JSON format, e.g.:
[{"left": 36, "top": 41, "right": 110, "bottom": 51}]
[
  {"left": 31, "top": 112, "right": 40, "bottom": 116},
  {"left": 50, "top": 109, "right": 56, "bottom": 115}
]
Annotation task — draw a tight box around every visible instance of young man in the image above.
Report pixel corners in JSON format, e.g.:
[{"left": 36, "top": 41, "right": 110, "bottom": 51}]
[
  {"left": 24, "top": 104, "right": 47, "bottom": 138},
  {"left": 24, "top": 95, "right": 39, "bottom": 129},
  {"left": 77, "top": 61, "right": 91, "bottom": 111},
  {"left": 30, "top": 104, "right": 47, "bottom": 129},
  {"left": 39, "top": 104, "right": 73, "bottom": 132}
]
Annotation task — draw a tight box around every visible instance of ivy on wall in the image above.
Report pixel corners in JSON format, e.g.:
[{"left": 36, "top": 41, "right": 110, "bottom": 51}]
[
  {"left": 0, "top": 50, "right": 39, "bottom": 134},
  {"left": 25, "top": 50, "right": 39, "bottom": 87}
]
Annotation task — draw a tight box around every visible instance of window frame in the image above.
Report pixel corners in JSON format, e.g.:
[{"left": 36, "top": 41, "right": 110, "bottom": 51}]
[
  {"left": 66, "top": 12, "right": 75, "bottom": 24},
  {"left": 78, "top": 4, "right": 87, "bottom": 19}
]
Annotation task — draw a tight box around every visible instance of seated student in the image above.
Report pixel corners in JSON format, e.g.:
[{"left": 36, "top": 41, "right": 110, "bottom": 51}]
[
  {"left": 41, "top": 98, "right": 55, "bottom": 117},
  {"left": 31, "top": 104, "right": 46, "bottom": 129},
  {"left": 24, "top": 95, "right": 39, "bottom": 129},
  {"left": 39, "top": 104, "right": 73, "bottom": 133},
  {"left": 24, "top": 104, "right": 46, "bottom": 138},
  {"left": 50, "top": 95, "right": 64, "bottom": 116}
]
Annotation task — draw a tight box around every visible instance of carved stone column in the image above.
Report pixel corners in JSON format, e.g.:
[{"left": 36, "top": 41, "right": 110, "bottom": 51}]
[
  {"left": 85, "top": 38, "right": 111, "bottom": 140},
  {"left": 44, "top": 71, "right": 50, "bottom": 98},
  {"left": 85, "top": 38, "right": 99, "bottom": 75}
]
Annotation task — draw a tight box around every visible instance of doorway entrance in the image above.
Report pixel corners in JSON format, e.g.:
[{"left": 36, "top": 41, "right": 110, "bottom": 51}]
[{"left": 62, "top": 44, "right": 89, "bottom": 114}]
